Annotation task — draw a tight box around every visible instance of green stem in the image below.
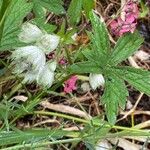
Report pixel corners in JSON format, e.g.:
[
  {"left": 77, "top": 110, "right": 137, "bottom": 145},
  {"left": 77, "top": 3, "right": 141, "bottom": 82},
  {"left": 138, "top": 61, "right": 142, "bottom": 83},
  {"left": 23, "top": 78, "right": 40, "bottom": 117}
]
[
  {"left": 34, "top": 111, "right": 88, "bottom": 123},
  {"left": 4, "top": 83, "right": 22, "bottom": 100},
  {"left": 34, "top": 111, "right": 150, "bottom": 134},
  {"left": 0, "top": 75, "right": 16, "bottom": 84},
  {"left": 1, "top": 138, "right": 81, "bottom": 150},
  {"left": 65, "top": 47, "right": 72, "bottom": 64}
]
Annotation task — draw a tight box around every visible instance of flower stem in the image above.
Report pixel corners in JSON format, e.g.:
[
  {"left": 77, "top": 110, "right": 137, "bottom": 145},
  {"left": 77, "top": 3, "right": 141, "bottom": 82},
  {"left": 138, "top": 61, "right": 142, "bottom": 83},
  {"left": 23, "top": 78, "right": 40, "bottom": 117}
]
[{"left": 34, "top": 111, "right": 150, "bottom": 134}]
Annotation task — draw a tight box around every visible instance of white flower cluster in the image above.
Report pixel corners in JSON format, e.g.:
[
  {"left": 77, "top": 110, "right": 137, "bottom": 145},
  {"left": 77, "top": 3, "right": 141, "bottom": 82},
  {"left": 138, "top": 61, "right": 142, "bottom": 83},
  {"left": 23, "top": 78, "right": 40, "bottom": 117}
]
[{"left": 11, "top": 23, "right": 60, "bottom": 88}]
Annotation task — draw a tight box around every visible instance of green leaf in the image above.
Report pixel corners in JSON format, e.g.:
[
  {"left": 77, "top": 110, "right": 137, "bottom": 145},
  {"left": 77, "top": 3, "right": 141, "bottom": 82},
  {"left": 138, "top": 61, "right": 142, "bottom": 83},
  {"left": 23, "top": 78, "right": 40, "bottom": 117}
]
[
  {"left": 0, "top": 129, "right": 69, "bottom": 146},
  {"left": 82, "top": 119, "right": 110, "bottom": 149},
  {"left": 89, "top": 12, "right": 110, "bottom": 65},
  {"left": 33, "top": 0, "right": 46, "bottom": 18},
  {"left": 101, "top": 75, "right": 128, "bottom": 124},
  {"left": 82, "top": 0, "right": 95, "bottom": 18},
  {"left": 110, "top": 31, "right": 144, "bottom": 65},
  {"left": 37, "top": 0, "right": 65, "bottom": 15},
  {"left": 32, "top": 17, "right": 57, "bottom": 33},
  {"left": 68, "top": 61, "right": 102, "bottom": 74},
  {"left": 0, "top": 0, "right": 10, "bottom": 23},
  {"left": 0, "top": 0, "right": 33, "bottom": 51},
  {"left": 0, "top": 0, "right": 3, "bottom": 12},
  {"left": 67, "top": 0, "right": 83, "bottom": 25},
  {"left": 113, "top": 66, "right": 150, "bottom": 96}
]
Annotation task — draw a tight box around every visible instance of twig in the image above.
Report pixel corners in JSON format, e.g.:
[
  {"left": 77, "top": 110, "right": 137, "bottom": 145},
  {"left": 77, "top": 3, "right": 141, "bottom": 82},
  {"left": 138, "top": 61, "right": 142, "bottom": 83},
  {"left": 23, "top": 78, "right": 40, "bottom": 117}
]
[
  {"left": 117, "top": 93, "right": 144, "bottom": 122},
  {"left": 40, "top": 101, "right": 91, "bottom": 119}
]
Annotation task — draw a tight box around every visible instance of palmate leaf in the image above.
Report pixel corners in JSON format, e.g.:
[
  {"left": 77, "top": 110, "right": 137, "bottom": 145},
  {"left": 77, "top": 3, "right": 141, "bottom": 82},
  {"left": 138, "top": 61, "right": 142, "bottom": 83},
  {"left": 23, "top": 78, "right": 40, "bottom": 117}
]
[
  {"left": 68, "top": 61, "right": 102, "bottom": 74},
  {"left": 112, "top": 66, "right": 150, "bottom": 96},
  {"left": 69, "top": 12, "right": 111, "bottom": 73},
  {"left": 89, "top": 12, "right": 110, "bottom": 58},
  {"left": 101, "top": 75, "right": 128, "bottom": 124},
  {"left": 0, "top": 0, "right": 33, "bottom": 51},
  {"left": 110, "top": 31, "right": 144, "bottom": 65},
  {"left": 67, "top": 0, "right": 83, "bottom": 25}
]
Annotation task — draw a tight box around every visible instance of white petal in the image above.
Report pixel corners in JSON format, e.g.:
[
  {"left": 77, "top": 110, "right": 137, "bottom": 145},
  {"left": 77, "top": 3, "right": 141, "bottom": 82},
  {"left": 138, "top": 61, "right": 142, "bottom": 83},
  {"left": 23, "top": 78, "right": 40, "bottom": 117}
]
[
  {"left": 36, "top": 34, "right": 60, "bottom": 54},
  {"left": 23, "top": 70, "right": 39, "bottom": 83},
  {"left": 12, "top": 46, "right": 46, "bottom": 71},
  {"left": 11, "top": 46, "right": 46, "bottom": 82},
  {"left": 37, "top": 64, "right": 55, "bottom": 88},
  {"left": 89, "top": 73, "right": 105, "bottom": 90},
  {"left": 18, "top": 23, "right": 43, "bottom": 43},
  {"left": 47, "top": 61, "right": 57, "bottom": 72}
]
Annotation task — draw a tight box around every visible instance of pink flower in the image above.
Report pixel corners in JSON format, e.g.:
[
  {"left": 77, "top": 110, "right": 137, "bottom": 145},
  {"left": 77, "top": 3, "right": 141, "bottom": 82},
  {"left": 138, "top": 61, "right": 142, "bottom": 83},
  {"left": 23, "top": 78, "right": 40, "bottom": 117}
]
[
  {"left": 64, "top": 76, "right": 78, "bottom": 93},
  {"left": 123, "top": 1, "right": 139, "bottom": 19},
  {"left": 110, "top": 0, "right": 139, "bottom": 36},
  {"left": 59, "top": 58, "right": 68, "bottom": 65}
]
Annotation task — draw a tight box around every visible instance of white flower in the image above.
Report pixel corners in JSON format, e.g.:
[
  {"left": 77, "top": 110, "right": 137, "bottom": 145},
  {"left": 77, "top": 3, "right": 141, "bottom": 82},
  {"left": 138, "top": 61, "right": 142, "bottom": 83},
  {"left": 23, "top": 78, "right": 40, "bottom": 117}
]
[
  {"left": 89, "top": 73, "right": 105, "bottom": 90},
  {"left": 18, "top": 23, "right": 43, "bottom": 43},
  {"left": 37, "top": 61, "right": 57, "bottom": 87},
  {"left": 11, "top": 46, "right": 46, "bottom": 82},
  {"left": 36, "top": 34, "right": 60, "bottom": 54}
]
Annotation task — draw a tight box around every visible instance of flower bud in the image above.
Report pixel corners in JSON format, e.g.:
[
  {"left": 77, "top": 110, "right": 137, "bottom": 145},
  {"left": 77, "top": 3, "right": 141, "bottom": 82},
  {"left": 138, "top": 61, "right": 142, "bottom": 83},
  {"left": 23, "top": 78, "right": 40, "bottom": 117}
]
[{"left": 89, "top": 73, "right": 105, "bottom": 90}]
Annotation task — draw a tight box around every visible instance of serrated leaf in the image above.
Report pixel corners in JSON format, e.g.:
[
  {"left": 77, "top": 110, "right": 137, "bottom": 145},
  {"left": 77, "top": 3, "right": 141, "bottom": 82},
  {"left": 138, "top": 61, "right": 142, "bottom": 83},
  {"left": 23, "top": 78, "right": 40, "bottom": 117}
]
[
  {"left": 67, "top": 0, "right": 83, "bottom": 25},
  {"left": 0, "top": 0, "right": 10, "bottom": 22},
  {"left": 82, "top": 0, "right": 95, "bottom": 18},
  {"left": 90, "top": 12, "right": 110, "bottom": 58},
  {"left": 113, "top": 66, "right": 150, "bottom": 96},
  {"left": 33, "top": 0, "right": 46, "bottom": 18},
  {"left": 82, "top": 119, "right": 110, "bottom": 149},
  {"left": 101, "top": 75, "right": 128, "bottom": 124},
  {"left": 32, "top": 17, "right": 57, "bottom": 33},
  {"left": 37, "top": 0, "right": 65, "bottom": 15},
  {"left": 110, "top": 31, "right": 144, "bottom": 65},
  {"left": 0, "top": 0, "right": 33, "bottom": 51},
  {"left": 68, "top": 61, "right": 102, "bottom": 74}
]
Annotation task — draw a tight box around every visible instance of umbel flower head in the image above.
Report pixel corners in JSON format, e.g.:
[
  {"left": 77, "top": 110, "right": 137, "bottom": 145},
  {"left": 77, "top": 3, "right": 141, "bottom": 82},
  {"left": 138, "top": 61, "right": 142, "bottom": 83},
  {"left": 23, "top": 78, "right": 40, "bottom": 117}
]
[{"left": 11, "top": 22, "right": 60, "bottom": 87}]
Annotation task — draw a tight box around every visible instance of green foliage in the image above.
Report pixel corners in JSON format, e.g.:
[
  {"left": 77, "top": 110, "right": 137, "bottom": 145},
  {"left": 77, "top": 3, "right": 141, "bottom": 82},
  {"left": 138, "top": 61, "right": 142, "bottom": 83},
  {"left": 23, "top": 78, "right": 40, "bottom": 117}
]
[
  {"left": 82, "top": 119, "right": 111, "bottom": 149},
  {"left": 33, "top": 0, "right": 46, "bottom": 18},
  {"left": 0, "top": 0, "right": 3, "bottom": 11},
  {"left": 33, "top": 0, "right": 65, "bottom": 15},
  {"left": 82, "top": 0, "right": 95, "bottom": 18},
  {"left": 101, "top": 75, "right": 128, "bottom": 124},
  {"left": 68, "top": 11, "right": 149, "bottom": 124},
  {"left": 32, "top": 17, "right": 57, "bottom": 33},
  {"left": 112, "top": 66, "right": 150, "bottom": 96},
  {"left": 68, "top": 61, "right": 102, "bottom": 74},
  {"left": 0, "top": 0, "right": 33, "bottom": 51},
  {"left": 67, "top": 0, "right": 95, "bottom": 25},
  {"left": 0, "top": 129, "right": 69, "bottom": 146},
  {"left": 109, "top": 31, "right": 144, "bottom": 65},
  {"left": 67, "top": 0, "right": 83, "bottom": 25}
]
